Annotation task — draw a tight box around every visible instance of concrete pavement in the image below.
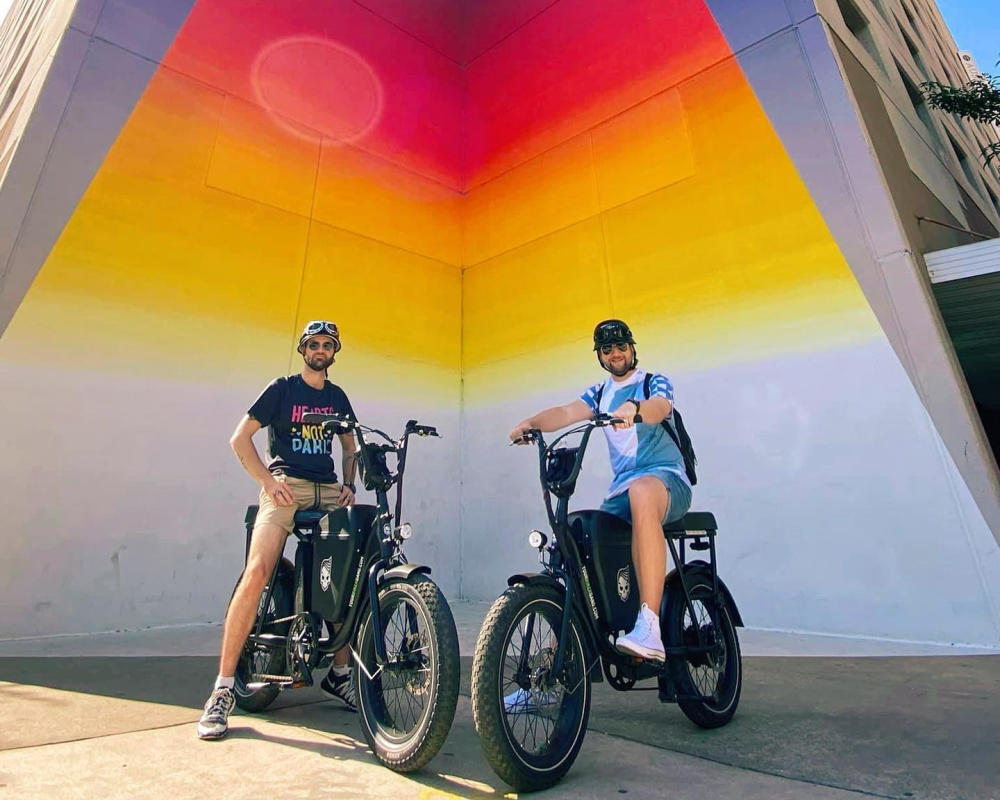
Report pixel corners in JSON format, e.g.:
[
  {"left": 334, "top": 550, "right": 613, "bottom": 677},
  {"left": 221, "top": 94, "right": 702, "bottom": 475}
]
[{"left": 1, "top": 601, "right": 998, "bottom": 800}]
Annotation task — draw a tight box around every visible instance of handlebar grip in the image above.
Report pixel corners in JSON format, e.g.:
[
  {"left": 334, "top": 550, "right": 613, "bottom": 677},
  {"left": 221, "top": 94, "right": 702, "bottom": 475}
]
[{"left": 404, "top": 420, "right": 440, "bottom": 438}]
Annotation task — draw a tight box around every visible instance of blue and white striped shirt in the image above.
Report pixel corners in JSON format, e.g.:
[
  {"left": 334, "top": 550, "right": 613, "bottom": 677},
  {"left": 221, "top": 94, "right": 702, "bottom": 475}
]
[{"left": 581, "top": 369, "right": 688, "bottom": 499}]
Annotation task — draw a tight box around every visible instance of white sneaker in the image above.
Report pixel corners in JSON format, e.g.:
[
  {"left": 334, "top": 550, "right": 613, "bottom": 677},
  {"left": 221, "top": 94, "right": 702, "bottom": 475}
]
[
  {"left": 503, "top": 686, "right": 560, "bottom": 714},
  {"left": 615, "top": 603, "right": 665, "bottom": 662}
]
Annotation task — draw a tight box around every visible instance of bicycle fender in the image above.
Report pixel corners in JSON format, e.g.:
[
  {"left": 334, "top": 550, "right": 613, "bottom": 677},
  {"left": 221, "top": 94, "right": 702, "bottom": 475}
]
[
  {"left": 664, "top": 562, "right": 744, "bottom": 627},
  {"left": 382, "top": 563, "right": 432, "bottom": 582},
  {"left": 505, "top": 573, "right": 604, "bottom": 682},
  {"left": 506, "top": 572, "right": 562, "bottom": 591}
]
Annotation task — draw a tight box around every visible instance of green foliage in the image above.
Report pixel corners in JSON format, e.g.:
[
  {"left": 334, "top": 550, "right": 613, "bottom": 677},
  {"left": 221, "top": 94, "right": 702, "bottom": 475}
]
[
  {"left": 922, "top": 77, "right": 1000, "bottom": 124},
  {"left": 922, "top": 58, "right": 1000, "bottom": 167}
]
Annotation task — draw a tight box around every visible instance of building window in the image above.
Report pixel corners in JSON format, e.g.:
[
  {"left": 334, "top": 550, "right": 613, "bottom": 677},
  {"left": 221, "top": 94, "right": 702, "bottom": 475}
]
[
  {"left": 947, "top": 131, "right": 985, "bottom": 199},
  {"left": 836, "top": 0, "right": 885, "bottom": 73},
  {"left": 900, "top": 28, "right": 928, "bottom": 79},
  {"left": 986, "top": 184, "right": 1000, "bottom": 219},
  {"left": 898, "top": 62, "right": 940, "bottom": 149}
]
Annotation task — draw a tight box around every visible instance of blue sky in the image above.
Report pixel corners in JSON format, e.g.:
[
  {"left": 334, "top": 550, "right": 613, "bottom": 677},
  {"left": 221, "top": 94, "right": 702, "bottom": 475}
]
[{"left": 934, "top": 0, "right": 999, "bottom": 74}]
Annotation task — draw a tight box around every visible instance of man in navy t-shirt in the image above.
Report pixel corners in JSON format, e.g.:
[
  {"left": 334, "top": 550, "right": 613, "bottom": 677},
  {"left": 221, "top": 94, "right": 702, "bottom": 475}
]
[
  {"left": 510, "top": 319, "right": 692, "bottom": 664},
  {"left": 198, "top": 320, "right": 360, "bottom": 739}
]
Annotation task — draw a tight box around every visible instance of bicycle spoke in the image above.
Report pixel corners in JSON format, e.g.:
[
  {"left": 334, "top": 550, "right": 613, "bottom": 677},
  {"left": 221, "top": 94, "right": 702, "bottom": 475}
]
[
  {"left": 361, "top": 594, "right": 434, "bottom": 738},
  {"left": 683, "top": 599, "right": 725, "bottom": 699}
]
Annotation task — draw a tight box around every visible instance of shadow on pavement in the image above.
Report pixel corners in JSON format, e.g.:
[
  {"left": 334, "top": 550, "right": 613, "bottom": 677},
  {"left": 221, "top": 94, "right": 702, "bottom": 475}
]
[
  {"left": 221, "top": 713, "right": 509, "bottom": 799},
  {"left": 3, "top": 653, "right": 999, "bottom": 799}
]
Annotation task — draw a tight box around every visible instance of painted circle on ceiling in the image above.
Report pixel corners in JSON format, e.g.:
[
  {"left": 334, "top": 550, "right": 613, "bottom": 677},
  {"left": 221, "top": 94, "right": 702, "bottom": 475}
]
[{"left": 251, "top": 36, "right": 384, "bottom": 144}]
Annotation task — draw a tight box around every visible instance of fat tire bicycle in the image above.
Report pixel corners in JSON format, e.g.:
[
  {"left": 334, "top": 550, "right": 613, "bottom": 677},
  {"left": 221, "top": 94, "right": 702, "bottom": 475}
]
[
  {"left": 232, "top": 415, "right": 460, "bottom": 773},
  {"left": 471, "top": 416, "right": 743, "bottom": 791}
]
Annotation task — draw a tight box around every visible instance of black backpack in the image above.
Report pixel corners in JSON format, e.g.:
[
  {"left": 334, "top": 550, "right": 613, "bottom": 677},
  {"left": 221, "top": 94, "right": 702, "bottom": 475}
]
[{"left": 595, "top": 373, "right": 698, "bottom": 485}]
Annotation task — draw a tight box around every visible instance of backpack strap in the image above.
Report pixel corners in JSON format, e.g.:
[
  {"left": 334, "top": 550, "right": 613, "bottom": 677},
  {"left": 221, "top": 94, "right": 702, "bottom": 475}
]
[
  {"left": 595, "top": 382, "right": 604, "bottom": 411},
  {"left": 645, "top": 371, "right": 683, "bottom": 450}
]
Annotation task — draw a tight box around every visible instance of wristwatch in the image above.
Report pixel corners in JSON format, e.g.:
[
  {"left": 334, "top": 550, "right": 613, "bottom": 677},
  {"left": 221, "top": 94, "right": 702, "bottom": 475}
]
[
  {"left": 628, "top": 398, "right": 642, "bottom": 423},
  {"left": 344, "top": 482, "right": 357, "bottom": 493}
]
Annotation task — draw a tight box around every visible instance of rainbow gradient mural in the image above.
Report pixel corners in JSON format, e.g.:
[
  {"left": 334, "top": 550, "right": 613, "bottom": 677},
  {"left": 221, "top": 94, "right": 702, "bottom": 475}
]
[{"left": 1, "top": 0, "right": 998, "bottom": 644}]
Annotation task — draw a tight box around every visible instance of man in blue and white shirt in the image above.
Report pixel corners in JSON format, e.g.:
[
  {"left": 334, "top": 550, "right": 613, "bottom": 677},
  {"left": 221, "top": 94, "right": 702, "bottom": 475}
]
[{"left": 509, "top": 319, "right": 691, "bottom": 661}]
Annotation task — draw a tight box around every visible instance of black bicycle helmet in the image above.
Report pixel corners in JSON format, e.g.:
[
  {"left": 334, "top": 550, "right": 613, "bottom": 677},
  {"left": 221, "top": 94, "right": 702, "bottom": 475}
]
[
  {"left": 593, "top": 318, "right": 638, "bottom": 371},
  {"left": 297, "top": 320, "right": 342, "bottom": 354},
  {"left": 592, "top": 319, "right": 635, "bottom": 349}
]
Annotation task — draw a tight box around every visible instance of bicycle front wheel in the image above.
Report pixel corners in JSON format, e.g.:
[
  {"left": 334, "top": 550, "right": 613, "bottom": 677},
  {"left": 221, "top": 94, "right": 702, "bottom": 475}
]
[
  {"left": 353, "top": 575, "right": 460, "bottom": 772},
  {"left": 471, "top": 583, "right": 591, "bottom": 792}
]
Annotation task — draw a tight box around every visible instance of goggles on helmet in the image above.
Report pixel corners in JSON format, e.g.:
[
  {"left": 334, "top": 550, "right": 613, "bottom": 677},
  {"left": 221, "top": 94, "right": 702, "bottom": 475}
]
[
  {"left": 298, "top": 320, "right": 342, "bottom": 354},
  {"left": 593, "top": 319, "right": 635, "bottom": 350}
]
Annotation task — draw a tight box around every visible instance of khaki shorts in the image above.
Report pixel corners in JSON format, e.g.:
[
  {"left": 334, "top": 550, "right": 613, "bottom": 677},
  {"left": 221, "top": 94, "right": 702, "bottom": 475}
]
[{"left": 254, "top": 475, "right": 346, "bottom": 534}]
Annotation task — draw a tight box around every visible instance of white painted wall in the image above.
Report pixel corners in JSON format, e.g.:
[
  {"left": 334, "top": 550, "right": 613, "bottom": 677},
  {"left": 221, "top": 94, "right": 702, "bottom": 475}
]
[
  {"left": 0, "top": 363, "right": 462, "bottom": 637},
  {"left": 460, "top": 338, "right": 1000, "bottom": 646}
]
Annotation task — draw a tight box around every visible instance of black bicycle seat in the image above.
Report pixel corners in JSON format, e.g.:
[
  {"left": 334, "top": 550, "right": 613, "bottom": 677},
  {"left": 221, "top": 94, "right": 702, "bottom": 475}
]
[
  {"left": 243, "top": 504, "right": 378, "bottom": 537},
  {"left": 662, "top": 511, "right": 718, "bottom": 534},
  {"left": 292, "top": 510, "right": 327, "bottom": 527}
]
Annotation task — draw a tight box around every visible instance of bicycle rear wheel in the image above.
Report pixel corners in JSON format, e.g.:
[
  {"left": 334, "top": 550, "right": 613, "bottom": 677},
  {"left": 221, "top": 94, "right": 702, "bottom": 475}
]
[
  {"left": 233, "top": 558, "right": 294, "bottom": 712},
  {"left": 665, "top": 574, "right": 741, "bottom": 728}
]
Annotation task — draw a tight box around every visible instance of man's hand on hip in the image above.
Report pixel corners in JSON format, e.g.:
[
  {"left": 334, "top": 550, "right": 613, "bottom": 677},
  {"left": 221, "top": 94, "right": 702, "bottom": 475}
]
[{"left": 265, "top": 477, "right": 294, "bottom": 507}]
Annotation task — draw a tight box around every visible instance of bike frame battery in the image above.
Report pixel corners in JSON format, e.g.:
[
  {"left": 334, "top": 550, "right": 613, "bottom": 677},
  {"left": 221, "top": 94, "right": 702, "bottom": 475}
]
[
  {"left": 567, "top": 511, "right": 640, "bottom": 635},
  {"left": 308, "top": 507, "right": 366, "bottom": 623}
]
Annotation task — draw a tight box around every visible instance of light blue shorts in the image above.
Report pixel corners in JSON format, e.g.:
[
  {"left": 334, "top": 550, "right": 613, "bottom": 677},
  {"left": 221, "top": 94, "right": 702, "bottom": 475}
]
[{"left": 599, "top": 469, "right": 692, "bottom": 525}]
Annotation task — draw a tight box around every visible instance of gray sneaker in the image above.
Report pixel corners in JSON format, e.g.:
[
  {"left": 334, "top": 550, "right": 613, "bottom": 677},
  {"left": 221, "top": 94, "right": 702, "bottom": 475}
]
[
  {"left": 321, "top": 670, "right": 357, "bottom": 712},
  {"left": 197, "top": 686, "right": 236, "bottom": 740}
]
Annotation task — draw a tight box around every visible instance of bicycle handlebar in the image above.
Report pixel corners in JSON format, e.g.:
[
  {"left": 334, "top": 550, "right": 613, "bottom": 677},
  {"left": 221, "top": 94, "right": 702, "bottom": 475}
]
[
  {"left": 302, "top": 413, "right": 439, "bottom": 444},
  {"left": 510, "top": 415, "right": 625, "bottom": 522},
  {"left": 509, "top": 414, "right": 623, "bottom": 446},
  {"left": 302, "top": 412, "right": 355, "bottom": 431}
]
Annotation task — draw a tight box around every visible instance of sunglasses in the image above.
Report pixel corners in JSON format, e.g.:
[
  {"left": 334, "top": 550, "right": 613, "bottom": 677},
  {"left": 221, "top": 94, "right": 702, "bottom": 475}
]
[
  {"left": 304, "top": 320, "right": 339, "bottom": 337},
  {"left": 600, "top": 342, "right": 630, "bottom": 355}
]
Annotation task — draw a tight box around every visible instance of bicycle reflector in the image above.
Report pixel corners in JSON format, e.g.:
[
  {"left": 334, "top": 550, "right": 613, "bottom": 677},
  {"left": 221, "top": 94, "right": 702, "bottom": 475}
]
[{"left": 528, "top": 530, "right": 548, "bottom": 549}]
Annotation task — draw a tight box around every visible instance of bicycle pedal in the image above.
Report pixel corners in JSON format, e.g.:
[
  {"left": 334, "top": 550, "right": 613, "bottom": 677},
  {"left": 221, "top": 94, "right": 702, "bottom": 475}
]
[{"left": 277, "top": 680, "right": 310, "bottom": 690}]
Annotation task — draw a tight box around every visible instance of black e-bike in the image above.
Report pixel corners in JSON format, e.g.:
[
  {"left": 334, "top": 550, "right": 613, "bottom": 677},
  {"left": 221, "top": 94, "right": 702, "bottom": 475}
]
[
  {"left": 233, "top": 415, "right": 460, "bottom": 772},
  {"left": 471, "top": 416, "right": 743, "bottom": 791}
]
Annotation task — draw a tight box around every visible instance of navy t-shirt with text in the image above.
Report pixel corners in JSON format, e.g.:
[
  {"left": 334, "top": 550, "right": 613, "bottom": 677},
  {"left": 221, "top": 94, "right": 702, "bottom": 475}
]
[{"left": 247, "top": 375, "right": 356, "bottom": 483}]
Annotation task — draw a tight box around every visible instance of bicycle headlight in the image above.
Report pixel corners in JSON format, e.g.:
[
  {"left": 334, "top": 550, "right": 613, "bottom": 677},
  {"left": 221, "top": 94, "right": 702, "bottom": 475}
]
[
  {"left": 395, "top": 522, "right": 414, "bottom": 540},
  {"left": 528, "top": 530, "right": 547, "bottom": 549}
]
